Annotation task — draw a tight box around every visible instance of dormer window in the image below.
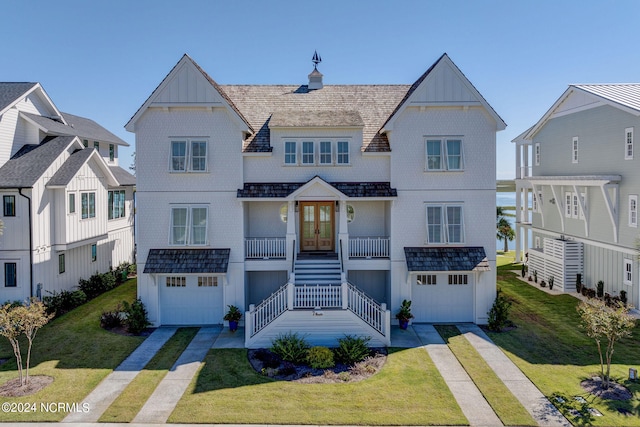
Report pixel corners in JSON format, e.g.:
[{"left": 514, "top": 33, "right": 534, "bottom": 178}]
[{"left": 283, "top": 140, "right": 350, "bottom": 166}]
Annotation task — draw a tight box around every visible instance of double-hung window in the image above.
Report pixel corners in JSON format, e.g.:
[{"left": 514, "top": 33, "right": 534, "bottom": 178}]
[
  {"left": 319, "top": 141, "right": 332, "bottom": 164},
  {"left": 68, "top": 193, "right": 76, "bottom": 214},
  {"left": 302, "top": 141, "right": 314, "bottom": 165},
  {"left": 625, "top": 127, "right": 633, "bottom": 160},
  {"left": 572, "top": 137, "right": 579, "bottom": 163},
  {"left": 3, "top": 195, "right": 15, "bottom": 217},
  {"left": 4, "top": 263, "right": 16, "bottom": 287},
  {"left": 108, "top": 190, "right": 126, "bottom": 220},
  {"left": 81, "top": 192, "right": 96, "bottom": 219},
  {"left": 629, "top": 195, "right": 638, "bottom": 227},
  {"left": 624, "top": 259, "right": 633, "bottom": 285},
  {"left": 337, "top": 141, "right": 349, "bottom": 164},
  {"left": 109, "top": 144, "right": 115, "bottom": 162},
  {"left": 565, "top": 191, "right": 586, "bottom": 219},
  {"left": 284, "top": 141, "right": 297, "bottom": 165},
  {"left": 426, "top": 204, "right": 464, "bottom": 244},
  {"left": 426, "top": 138, "right": 463, "bottom": 171},
  {"left": 170, "top": 139, "right": 208, "bottom": 172},
  {"left": 171, "top": 206, "right": 208, "bottom": 246}
]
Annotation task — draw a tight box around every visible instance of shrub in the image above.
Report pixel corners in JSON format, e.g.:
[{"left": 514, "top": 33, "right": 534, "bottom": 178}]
[
  {"left": 128, "top": 263, "right": 137, "bottom": 275},
  {"left": 100, "top": 304, "right": 124, "bottom": 329},
  {"left": 78, "top": 272, "right": 117, "bottom": 299},
  {"left": 596, "top": 280, "right": 604, "bottom": 298},
  {"left": 43, "top": 290, "right": 87, "bottom": 316},
  {"left": 114, "top": 262, "right": 131, "bottom": 284},
  {"left": 487, "top": 287, "right": 513, "bottom": 332},
  {"left": 270, "top": 332, "right": 310, "bottom": 364},
  {"left": 122, "top": 298, "right": 150, "bottom": 335},
  {"left": 334, "top": 335, "right": 371, "bottom": 365},
  {"left": 306, "top": 346, "right": 335, "bottom": 369},
  {"left": 620, "top": 290, "right": 628, "bottom": 305}
]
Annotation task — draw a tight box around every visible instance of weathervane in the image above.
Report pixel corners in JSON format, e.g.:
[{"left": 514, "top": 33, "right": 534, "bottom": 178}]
[{"left": 312, "top": 50, "right": 322, "bottom": 70}]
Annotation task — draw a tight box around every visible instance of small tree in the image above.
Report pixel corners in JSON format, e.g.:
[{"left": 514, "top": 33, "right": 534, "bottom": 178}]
[
  {"left": 577, "top": 299, "right": 635, "bottom": 389},
  {"left": 488, "top": 287, "right": 513, "bottom": 331},
  {"left": 21, "top": 299, "right": 53, "bottom": 384},
  {"left": 0, "top": 304, "right": 25, "bottom": 384}
]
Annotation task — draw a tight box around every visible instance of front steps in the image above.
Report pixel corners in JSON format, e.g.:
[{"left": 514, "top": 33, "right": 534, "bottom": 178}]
[{"left": 294, "top": 258, "right": 342, "bottom": 285}]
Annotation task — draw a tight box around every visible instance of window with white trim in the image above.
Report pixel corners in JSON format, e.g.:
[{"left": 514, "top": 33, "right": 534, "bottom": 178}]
[
  {"left": 58, "top": 254, "right": 65, "bottom": 274},
  {"left": 319, "top": 141, "right": 332, "bottom": 164},
  {"left": 532, "top": 192, "right": 537, "bottom": 212},
  {"left": 166, "top": 276, "right": 186, "bottom": 287},
  {"left": 68, "top": 193, "right": 75, "bottom": 214},
  {"left": 426, "top": 204, "right": 464, "bottom": 244},
  {"left": 170, "top": 206, "right": 208, "bottom": 246},
  {"left": 416, "top": 274, "right": 436, "bottom": 285},
  {"left": 81, "top": 192, "right": 96, "bottom": 219},
  {"left": 4, "top": 263, "right": 16, "bottom": 287},
  {"left": 426, "top": 138, "right": 464, "bottom": 171},
  {"left": 302, "top": 141, "right": 314, "bottom": 164},
  {"left": 625, "top": 127, "right": 633, "bottom": 160},
  {"left": 108, "top": 190, "right": 126, "bottom": 220},
  {"left": 3, "top": 195, "right": 15, "bottom": 217},
  {"left": 91, "top": 244, "right": 97, "bottom": 262},
  {"left": 535, "top": 236, "right": 540, "bottom": 248},
  {"left": 572, "top": 137, "right": 578, "bottom": 163},
  {"left": 624, "top": 259, "right": 633, "bottom": 285},
  {"left": 109, "top": 144, "right": 115, "bottom": 162},
  {"left": 565, "top": 191, "right": 585, "bottom": 219},
  {"left": 283, "top": 140, "right": 349, "bottom": 166},
  {"left": 170, "top": 139, "right": 208, "bottom": 172},
  {"left": 337, "top": 141, "right": 349, "bottom": 164},
  {"left": 629, "top": 195, "right": 638, "bottom": 227},
  {"left": 198, "top": 276, "right": 218, "bottom": 287},
  {"left": 565, "top": 192, "right": 572, "bottom": 218},
  {"left": 448, "top": 274, "right": 468, "bottom": 285},
  {"left": 534, "top": 143, "right": 540, "bottom": 166},
  {"left": 284, "top": 141, "right": 297, "bottom": 164}
]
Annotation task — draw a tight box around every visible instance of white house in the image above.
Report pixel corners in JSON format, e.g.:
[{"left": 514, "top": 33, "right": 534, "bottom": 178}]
[
  {"left": 514, "top": 84, "right": 640, "bottom": 307},
  {"left": 127, "top": 53, "right": 504, "bottom": 347},
  {"left": 0, "top": 83, "right": 136, "bottom": 303}
]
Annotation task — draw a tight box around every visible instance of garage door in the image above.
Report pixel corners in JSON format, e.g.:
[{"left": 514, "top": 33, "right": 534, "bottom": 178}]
[
  {"left": 159, "top": 275, "right": 224, "bottom": 325},
  {"left": 411, "top": 273, "right": 474, "bottom": 322}
]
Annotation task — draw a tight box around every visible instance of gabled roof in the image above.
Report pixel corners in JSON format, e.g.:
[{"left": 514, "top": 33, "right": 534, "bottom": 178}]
[
  {"left": 404, "top": 247, "right": 490, "bottom": 272},
  {"left": 125, "top": 54, "right": 253, "bottom": 134},
  {"left": 21, "top": 112, "right": 128, "bottom": 146},
  {"left": 143, "top": 249, "right": 230, "bottom": 274},
  {"left": 47, "top": 148, "right": 118, "bottom": 188},
  {"left": 0, "top": 82, "right": 37, "bottom": 114},
  {"left": 0, "top": 135, "right": 79, "bottom": 188},
  {"left": 109, "top": 166, "right": 136, "bottom": 186},
  {"left": 520, "top": 84, "right": 640, "bottom": 141}
]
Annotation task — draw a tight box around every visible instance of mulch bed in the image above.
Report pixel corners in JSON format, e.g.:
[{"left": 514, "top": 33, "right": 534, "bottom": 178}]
[
  {"left": 248, "top": 348, "right": 387, "bottom": 383},
  {"left": 581, "top": 378, "right": 632, "bottom": 401},
  {"left": 0, "top": 375, "right": 53, "bottom": 397}
]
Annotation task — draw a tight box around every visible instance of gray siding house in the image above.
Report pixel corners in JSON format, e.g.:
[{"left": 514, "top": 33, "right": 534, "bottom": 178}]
[{"left": 514, "top": 84, "right": 640, "bottom": 308}]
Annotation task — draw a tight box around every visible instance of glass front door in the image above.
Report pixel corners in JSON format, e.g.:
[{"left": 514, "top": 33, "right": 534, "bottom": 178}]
[{"left": 300, "top": 202, "right": 334, "bottom": 251}]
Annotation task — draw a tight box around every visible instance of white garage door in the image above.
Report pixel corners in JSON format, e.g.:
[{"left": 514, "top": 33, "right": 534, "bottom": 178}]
[
  {"left": 411, "top": 273, "right": 474, "bottom": 323},
  {"left": 159, "top": 275, "right": 224, "bottom": 325}
]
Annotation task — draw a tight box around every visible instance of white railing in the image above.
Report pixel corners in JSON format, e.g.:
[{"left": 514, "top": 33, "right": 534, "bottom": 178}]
[
  {"left": 346, "top": 282, "right": 386, "bottom": 334},
  {"left": 294, "top": 284, "right": 342, "bottom": 308},
  {"left": 518, "top": 166, "right": 533, "bottom": 179},
  {"left": 248, "top": 283, "right": 289, "bottom": 337},
  {"left": 245, "top": 237, "right": 286, "bottom": 259},
  {"left": 349, "top": 237, "right": 390, "bottom": 258}
]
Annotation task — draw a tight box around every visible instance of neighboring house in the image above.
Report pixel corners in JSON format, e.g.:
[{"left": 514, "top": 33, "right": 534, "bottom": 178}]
[
  {"left": 514, "top": 84, "right": 640, "bottom": 307},
  {"left": 126, "top": 53, "right": 504, "bottom": 347},
  {"left": 0, "top": 82, "right": 136, "bottom": 303}
]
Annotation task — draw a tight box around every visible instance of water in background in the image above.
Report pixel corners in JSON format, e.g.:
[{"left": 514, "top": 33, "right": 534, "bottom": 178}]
[{"left": 496, "top": 192, "right": 531, "bottom": 251}]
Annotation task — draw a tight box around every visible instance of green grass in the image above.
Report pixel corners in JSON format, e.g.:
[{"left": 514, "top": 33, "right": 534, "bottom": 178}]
[
  {"left": 169, "top": 347, "right": 468, "bottom": 425},
  {"left": 490, "top": 265, "right": 640, "bottom": 426},
  {"left": 99, "top": 327, "right": 199, "bottom": 422},
  {"left": 497, "top": 250, "right": 517, "bottom": 266},
  {"left": 0, "top": 279, "right": 144, "bottom": 422},
  {"left": 435, "top": 325, "right": 537, "bottom": 426}
]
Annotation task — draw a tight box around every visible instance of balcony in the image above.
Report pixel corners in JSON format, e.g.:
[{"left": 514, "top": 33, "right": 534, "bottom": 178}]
[
  {"left": 245, "top": 237, "right": 286, "bottom": 259},
  {"left": 348, "top": 237, "right": 390, "bottom": 258}
]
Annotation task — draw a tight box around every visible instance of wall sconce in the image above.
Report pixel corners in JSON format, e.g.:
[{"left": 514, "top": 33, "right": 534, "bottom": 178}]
[
  {"left": 335, "top": 201, "right": 340, "bottom": 212},
  {"left": 295, "top": 201, "right": 298, "bottom": 212},
  {"left": 549, "top": 198, "right": 556, "bottom": 204}
]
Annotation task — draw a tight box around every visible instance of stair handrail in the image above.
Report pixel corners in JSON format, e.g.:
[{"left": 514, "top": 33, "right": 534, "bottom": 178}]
[
  {"left": 346, "top": 282, "right": 385, "bottom": 334},
  {"left": 291, "top": 239, "right": 296, "bottom": 274},
  {"left": 250, "top": 282, "right": 289, "bottom": 337},
  {"left": 339, "top": 239, "right": 344, "bottom": 273}
]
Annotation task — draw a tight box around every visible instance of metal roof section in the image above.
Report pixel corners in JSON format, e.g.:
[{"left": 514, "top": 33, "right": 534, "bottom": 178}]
[
  {"left": 404, "top": 247, "right": 490, "bottom": 272},
  {"left": 143, "top": 248, "right": 230, "bottom": 274},
  {"left": 573, "top": 84, "right": 640, "bottom": 113}
]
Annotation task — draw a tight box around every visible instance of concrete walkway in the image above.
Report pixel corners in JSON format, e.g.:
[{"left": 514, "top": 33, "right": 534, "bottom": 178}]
[
  {"left": 63, "top": 326, "right": 178, "bottom": 423},
  {"left": 132, "top": 326, "right": 221, "bottom": 424},
  {"left": 413, "top": 324, "right": 503, "bottom": 427}
]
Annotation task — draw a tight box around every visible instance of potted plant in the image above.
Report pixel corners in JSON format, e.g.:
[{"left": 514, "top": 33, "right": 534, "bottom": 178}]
[
  {"left": 224, "top": 305, "right": 242, "bottom": 332},
  {"left": 395, "top": 299, "right": 414, "bottom": 330}
]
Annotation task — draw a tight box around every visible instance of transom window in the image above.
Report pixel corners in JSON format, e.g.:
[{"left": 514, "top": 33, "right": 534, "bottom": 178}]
[
  {"left": 448, "top": 274, "right": 468, "bottom": 285},
  {"left": 426, "top": 204, "right": 464, "bottom": 244},
  {"left": 416, "top": 274, "right": 436, "bottom": 285},
  {"left": 283, "top": 140, "right": 349, "bottom": 166},
  {"left": 3, "top": 195, "right": 15, "bottom": 217},
  {"left": 81, "top": 192, "right": 96, "bottom": 219},
  {"left": 625, "top": 127, "right": 633, "bottom": 160},
  {"left": 4, "top": 263, "right": 16, "bottom": 287},
  {"left": 629, "top": 195, "right": 638, "bottom": 227},
  {"left": 170, "top": 206, "right": 208, "bottom": 246},
  {"left": 166, "top": 276, "right": 186, "bottom": 287},
  {"left": 426, "top": 138, "right": 463, "bottom": 171},
  {"left": 198, "top": 276, "right": 218, "bottom": 287},
  {"left": 108, "top": 190, "right": 126, "bottom": 220},
  {"left": 170, "top": 139, "right": 208, "bottom": 172}
]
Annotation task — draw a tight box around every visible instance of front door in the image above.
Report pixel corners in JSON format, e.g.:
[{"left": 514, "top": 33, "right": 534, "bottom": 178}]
[{"left": 300, "top": 202, "right": 334, "bottom": 251}]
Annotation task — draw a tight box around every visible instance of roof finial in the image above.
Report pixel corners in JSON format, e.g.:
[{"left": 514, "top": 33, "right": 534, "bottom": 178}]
[{"left": 312, "top": 50, "right": 322, "bottom": 70}]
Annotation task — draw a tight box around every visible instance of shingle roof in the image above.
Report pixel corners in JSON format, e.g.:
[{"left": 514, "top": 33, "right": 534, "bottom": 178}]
[
  {"left": 0, "top": 83, "right": 37, "bottom": 113},
  {"left": 47, "top": 148, "right": 94, "bottom": 186},
  {"left": 573, "top": 84, "right": 640, "bottom": 113},
  {"left": 109, "top": 166, "right": 136, "bottom": 186},
  {"left": 222, "top": 85, "right": 409, "bottom": 153},
  {"left": 269, "top": 110, "right": 364, "bottom": 128},
  {"left": 143, "top": 249, "right": 230, "bottom": 274},
  {"left": 237, "top": 181, "right": 397, "bottom": 198},
  {"left": 22, "top": 112, "right": 128, "bottom": 146},
  {"left": 404, "top": 247, "right": 490, "bottom": 272},
  {"left": 0, "top": 135, "right": 76, "bottom": 188}
]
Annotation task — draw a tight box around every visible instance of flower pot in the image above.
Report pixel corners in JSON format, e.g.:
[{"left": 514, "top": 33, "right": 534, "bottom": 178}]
[
  {"left": 228, "top": 320, "right": 238, "bottom": 332},
  {"left": 399, "top": 319, "right": 409, "bottom": 330}
]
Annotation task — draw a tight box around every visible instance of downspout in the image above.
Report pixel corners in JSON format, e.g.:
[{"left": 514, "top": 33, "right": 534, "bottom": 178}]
[{"left": 18, "top": 188, "right": 33, "bottom": 298}]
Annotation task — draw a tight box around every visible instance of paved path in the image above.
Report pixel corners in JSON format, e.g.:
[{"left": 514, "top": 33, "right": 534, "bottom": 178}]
[
  {"left": 63, "top": 327, "right": 178, "bottom": 423},
  {"left": 413, "top": 324, "right": 503, "bottom": 427},
  {"left": 457, "top": 324, "right": 570, "bottom": 427},
  {"left": 132, "top": 326, "right": 221, "bottom": 424}
]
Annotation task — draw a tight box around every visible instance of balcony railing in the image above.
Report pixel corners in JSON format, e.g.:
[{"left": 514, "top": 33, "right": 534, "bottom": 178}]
[
  {"left": 348, "top": 237, "right": 389, "bottom": 258},
  {"left": 245, "top": 237, "right": 286, "bottom": 259}
]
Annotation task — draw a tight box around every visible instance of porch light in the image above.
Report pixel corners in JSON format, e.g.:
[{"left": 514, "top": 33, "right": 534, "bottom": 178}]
[
  {"left": 335, "top": 201, "right": 340, "bottom": 212},
  {"left": 295, "top": 201, "right": 298, "bottom": 212}
]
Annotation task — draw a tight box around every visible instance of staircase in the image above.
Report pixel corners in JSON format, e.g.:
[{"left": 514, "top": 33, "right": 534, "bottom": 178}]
[{"left": 294, "top": 257, "right": 342, "bottom": 285}]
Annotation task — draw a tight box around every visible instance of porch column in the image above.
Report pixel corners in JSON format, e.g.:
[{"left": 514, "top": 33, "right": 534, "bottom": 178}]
[
  {"left": 286, "top": 201, "right": 296, "bottom": 266},
  {"left": 338, "top": 200, "right": 349, "bottom": 259}
]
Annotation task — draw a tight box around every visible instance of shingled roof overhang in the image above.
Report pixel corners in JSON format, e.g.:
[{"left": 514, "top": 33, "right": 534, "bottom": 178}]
[
  {"left": 404, "top": 247, "right": 490, "bottom": 272},
  {"left": 143, "top": 249, "right": 230, "bottom": 274},
  {"left": 237, "top": 181, "right": 397, "bottom": 199}
]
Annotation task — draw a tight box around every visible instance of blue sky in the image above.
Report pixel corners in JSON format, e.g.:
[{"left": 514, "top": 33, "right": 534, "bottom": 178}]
[{"left": 3, "top": 0, "right": 639, "bottom": 178}]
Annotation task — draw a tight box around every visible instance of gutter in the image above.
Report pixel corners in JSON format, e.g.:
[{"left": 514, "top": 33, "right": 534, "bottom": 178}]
[{"left": 18, "top": 188, "right": 33, "bottom": 299}]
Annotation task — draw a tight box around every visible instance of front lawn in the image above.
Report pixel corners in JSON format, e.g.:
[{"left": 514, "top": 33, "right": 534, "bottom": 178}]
[
  {"left": 490, "top": 265, "right": 640, "bottom": 426},
  {"left": 0, "top": 279, "right": 144, "bottom": 422},
  {"left": 169, "top": 347, "right": 468, "bottom": 425}
]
